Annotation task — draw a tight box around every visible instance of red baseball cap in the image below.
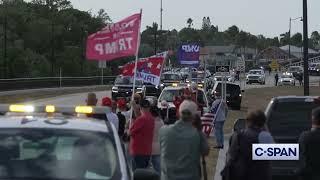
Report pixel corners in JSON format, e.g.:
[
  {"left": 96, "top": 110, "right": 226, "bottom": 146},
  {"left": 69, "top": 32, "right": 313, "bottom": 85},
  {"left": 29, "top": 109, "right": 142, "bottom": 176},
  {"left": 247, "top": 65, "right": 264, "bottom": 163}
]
[
  {"left": 102, "top": 97, "right": 112, "bottom": 107},
  {"left": 117, "top": 98, "right": 127, "bottom": 108}
]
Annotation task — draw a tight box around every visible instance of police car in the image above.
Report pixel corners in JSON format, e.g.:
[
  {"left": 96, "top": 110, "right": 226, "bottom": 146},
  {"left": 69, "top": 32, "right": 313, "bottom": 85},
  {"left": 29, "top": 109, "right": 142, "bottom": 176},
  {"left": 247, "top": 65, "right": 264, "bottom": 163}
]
[{"left": 0, "top": 104, "right": 158, "bottom": 180}]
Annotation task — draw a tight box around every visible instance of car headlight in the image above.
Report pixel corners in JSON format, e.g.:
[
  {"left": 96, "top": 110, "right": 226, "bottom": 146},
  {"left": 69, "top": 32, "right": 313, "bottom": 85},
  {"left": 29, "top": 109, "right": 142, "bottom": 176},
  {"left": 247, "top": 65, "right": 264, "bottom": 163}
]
[
  {"left": 172, "top": 83, "right": 178, "bottom": 87},
  {"left": 160, "top": 83, "right": 164, "bottom": 87},
  {"left": 112, "top": 87, "right": 118, "bottom": 92},
  {"left": 186, "top": 80, "right": 190, "bottom": 83},
  {"left": 214, "top": 78, "right": 217, "bottom": 81},
  {"left": 317, "top": 69, "right": 320, "bottom": 72},
  {"left": 201, "top": 80, "right": 205, "bottom": 83}
]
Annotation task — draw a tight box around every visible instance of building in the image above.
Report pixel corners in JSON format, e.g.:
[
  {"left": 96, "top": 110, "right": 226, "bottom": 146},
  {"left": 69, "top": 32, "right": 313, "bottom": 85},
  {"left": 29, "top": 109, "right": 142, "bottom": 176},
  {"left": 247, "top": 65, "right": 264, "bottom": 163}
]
[
  {"left": 256, "top": 45, "right": 320, "bottom": 67},
  {"left": 200, "top": 45, "right": 257, "bottom": 72}
]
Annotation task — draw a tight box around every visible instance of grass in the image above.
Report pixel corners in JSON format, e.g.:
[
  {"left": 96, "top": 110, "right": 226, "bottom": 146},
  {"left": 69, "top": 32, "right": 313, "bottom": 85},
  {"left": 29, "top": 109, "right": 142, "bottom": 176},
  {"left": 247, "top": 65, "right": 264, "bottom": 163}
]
[
  {"left": 0, "top": 86, "right": 110, "bottom": 104},
  {"left": 204, "top": 86, "right": 320, "bottom": 179}
]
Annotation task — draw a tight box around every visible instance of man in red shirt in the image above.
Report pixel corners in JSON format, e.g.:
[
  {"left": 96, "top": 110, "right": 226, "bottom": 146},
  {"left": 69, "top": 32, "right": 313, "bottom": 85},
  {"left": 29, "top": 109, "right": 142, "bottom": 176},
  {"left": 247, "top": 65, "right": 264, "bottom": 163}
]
[{"left": 129, "top": 99, "right": 155, "bottom": 170}]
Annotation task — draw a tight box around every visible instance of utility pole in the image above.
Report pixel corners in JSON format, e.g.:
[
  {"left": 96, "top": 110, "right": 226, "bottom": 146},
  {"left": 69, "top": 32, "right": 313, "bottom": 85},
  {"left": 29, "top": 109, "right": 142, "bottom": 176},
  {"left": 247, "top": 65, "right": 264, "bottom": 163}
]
[
  {"left": 3, "top": 0, "right": 8, "bottom": 78},
  {"left": 303, "top": 0, "right": 309, "bottom": 95},
  {"left": 289, "top": 18, "right": 291, "bottom": 64},
  {"left": 160, "top": 0, "right": 163, "bottom": 31},
  {"left": 154, "top": 26, "right": 157, "bottom": 55}
]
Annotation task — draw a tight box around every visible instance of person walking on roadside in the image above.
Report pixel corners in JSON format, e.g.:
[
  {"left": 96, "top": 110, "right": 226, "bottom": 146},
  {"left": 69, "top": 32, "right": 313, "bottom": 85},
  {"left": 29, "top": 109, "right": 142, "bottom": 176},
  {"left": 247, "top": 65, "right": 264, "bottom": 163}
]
[
  {"left": 149, "top": 99, "right": 164, "bottom": 175},
  {"left": 297, "top": 107, "right": 320, "bottom": 180},
  {"left": 159, "top": 100, "right": 209, "bottom": 180},
  {"left": 221, "top": 110, "right": 273, "bottom": 180},
  {"left": 212, "top": 92, "right": 228, "bottom": 149},
  {"left": 102, "top": 97, "right": 119, "bottom": 131},
  {"left": 129, "top": 99, "right": 155, "bottom": 170},
  {"left": 275, "top": 73, "right": 279, "bottom": 86},
  {"left": 298, "top": 73, "right": 303, "bottom": 86}
]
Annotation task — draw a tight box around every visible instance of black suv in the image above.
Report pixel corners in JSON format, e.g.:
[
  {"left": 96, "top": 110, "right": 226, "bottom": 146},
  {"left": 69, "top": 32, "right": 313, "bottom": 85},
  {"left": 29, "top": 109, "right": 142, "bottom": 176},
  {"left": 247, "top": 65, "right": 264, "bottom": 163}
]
[
  {"left": 212, "top": 82, "right": 242, "bottom": 110},
  {"left": 234, "top": 96, "right": 320, "bottom": 179},
  {"left": 111, "top": 76, "right": 145, "bottom": 100}
]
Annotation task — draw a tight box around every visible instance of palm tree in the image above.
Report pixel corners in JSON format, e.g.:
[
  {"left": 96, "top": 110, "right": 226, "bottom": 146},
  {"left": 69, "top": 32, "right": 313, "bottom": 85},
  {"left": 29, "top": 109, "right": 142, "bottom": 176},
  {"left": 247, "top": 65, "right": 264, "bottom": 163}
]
[{"left": 187, "top": 18, "right": 193, "bottom": 28}]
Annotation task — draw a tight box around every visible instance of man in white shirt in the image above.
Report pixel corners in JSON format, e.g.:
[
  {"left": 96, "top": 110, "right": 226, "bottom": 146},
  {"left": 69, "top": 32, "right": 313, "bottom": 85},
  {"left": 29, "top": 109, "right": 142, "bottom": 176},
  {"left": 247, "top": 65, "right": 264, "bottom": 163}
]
[{"left": 102, "top": 97, "right": 119, "bottom": 131}]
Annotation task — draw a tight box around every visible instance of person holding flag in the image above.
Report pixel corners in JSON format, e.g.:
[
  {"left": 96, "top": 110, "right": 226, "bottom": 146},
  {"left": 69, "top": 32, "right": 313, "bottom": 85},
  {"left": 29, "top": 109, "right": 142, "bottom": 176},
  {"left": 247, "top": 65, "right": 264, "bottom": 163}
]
[{"left": 211, "top": 91, "right": 228, "bottom": 149}]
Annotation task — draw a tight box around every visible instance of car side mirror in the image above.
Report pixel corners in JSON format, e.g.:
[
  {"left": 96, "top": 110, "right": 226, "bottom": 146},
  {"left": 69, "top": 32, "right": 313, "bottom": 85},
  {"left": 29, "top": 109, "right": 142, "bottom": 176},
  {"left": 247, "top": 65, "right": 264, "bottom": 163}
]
[
  {"left": 233, "top": 118, "right": 246, "bottom": 132},
  {"left": 134, "top": 169, "right": 159, "bottom": 180},
  {"left": 241, "top": 90, "right": 245, "bottom": 93}
]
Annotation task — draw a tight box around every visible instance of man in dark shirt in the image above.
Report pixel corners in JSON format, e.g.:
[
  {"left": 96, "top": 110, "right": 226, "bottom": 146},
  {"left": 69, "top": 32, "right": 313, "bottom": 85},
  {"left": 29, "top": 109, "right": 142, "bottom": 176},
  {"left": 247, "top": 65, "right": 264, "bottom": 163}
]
[{"left": 298, "top": 107, "right": 320, "bottom": 180}]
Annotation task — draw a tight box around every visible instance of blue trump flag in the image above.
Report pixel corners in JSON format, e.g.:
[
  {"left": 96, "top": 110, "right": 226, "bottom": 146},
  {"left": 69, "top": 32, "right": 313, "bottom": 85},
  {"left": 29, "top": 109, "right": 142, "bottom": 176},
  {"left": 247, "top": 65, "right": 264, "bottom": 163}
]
[{"left": 178, "top": 43, "right": 200, "bottom": 66}]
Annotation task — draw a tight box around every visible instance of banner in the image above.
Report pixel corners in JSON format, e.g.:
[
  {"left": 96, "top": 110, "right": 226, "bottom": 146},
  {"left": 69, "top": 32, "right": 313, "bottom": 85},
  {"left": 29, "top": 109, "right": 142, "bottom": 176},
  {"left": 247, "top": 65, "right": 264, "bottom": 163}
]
[
  {"left": 121, "top": 57, "right": 165, "bottom": 85},
  {"left": 86, "top": 13, "right": 141, "bottom": 61},
  {"left": 178, "top": 43, "right": 200, "bottom": 65}
]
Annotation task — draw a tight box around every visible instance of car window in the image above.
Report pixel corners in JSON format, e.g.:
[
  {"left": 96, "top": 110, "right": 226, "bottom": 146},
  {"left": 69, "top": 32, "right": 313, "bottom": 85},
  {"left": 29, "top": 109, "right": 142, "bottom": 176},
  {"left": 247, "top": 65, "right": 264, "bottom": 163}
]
[
  {"left": 0, "top": 129, "right": 120, "bottom": 180},
  {"left": 159, "top": 89, "right": 184, "bottom": 102},
  {"left": 280, "top": 75, "right": 293, "bottom": 78},
  {"left": 267, "top": 101, "right": 318, "bottom": 139}
]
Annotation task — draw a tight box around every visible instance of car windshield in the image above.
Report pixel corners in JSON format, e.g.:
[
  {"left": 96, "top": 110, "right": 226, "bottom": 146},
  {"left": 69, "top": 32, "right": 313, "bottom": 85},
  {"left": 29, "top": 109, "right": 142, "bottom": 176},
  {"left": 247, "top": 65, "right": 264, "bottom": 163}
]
[
  {"left": 159, "top": 89, "right": 184, "bottom": 102},
  {"left": 115, "top": 76, "right": 142, "bottom": 86},
  {"left": 197, "top": 73, "right": 205, "bottom": 79},
  {"left": 280, "top": 75, "right": 293, "bottom": 78},
  {"left": 162, "top": 74, "right": 180, "bottom": 81},
  {"left": 268, "top": 101, "right": 319, "bottom": 140},
  {"left": 0, "top": 129, "right": 120, "bottom": 180},
  {"left": 249, "top": 70, "right": 262, "bottom": 75}
]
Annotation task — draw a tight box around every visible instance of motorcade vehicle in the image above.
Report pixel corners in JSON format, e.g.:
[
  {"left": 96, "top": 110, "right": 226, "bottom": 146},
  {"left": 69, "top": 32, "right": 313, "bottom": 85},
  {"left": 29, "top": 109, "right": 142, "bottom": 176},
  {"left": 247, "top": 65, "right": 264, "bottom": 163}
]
[
  {"left": 187, "top": 71, "right": 214, "bottom": 90},
  {"left": 278, "top": 73, "right": 295, "bottom": 86},
  {"left": 160, "top": 72, "right": 183, "bottom": 89},
  {"left": 0, "top": 104, "right": 159, "bottom": 180},
  {"left": 308, "top": 63, "right": 320, "bottom": 76},
  {"left": 157, "top": 86, "right": 212, "bottom": 124},
  {"left": 246, "top": 69, "right": 266, "bottom": 85},
  {"left": 233, "top": 96, "right": 320, "bottom": 179},
  {"left": 111, "top": 76, "right": 145, "bottom": 100},
  {"left": 144, "top": 82, "right": 161, "bottom": 97},
  {"left": 212, "top": 81, "right": 242, "bottom": 110},
  {"left": 288, "top": 66, "right": 304, "bottom": 79}
]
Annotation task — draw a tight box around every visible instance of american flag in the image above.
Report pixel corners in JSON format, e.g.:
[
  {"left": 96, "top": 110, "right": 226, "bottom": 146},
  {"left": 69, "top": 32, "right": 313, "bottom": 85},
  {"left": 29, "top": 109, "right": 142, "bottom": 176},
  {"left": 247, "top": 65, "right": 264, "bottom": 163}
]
[{"left": 201, "top": 100, "right": 222, "bottom": 137}]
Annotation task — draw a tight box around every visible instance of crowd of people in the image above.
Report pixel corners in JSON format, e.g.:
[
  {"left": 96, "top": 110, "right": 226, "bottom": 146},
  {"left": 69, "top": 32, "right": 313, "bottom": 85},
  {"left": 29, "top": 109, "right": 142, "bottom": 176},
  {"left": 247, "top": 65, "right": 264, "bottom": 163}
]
[
  {"left": 84, "top": 90, "right": 320, "bottom": 180},
  {"left": 84, "top": 88, "right": 221, "bottom": 179}
]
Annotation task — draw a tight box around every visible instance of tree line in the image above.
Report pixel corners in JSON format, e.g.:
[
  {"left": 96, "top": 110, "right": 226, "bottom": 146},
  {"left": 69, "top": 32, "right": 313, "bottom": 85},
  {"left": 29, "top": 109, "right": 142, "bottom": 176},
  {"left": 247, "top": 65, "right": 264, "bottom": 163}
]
[{"left": 0, "top": 1, "right": 319, "bottom": 78}]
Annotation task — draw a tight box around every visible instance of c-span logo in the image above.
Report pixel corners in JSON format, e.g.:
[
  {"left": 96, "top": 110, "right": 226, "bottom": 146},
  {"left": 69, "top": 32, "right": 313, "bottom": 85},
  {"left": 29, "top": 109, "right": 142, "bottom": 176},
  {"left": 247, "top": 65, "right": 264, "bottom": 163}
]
[{"left": 252, "top": 144, "right": 299, "bottom": 160}]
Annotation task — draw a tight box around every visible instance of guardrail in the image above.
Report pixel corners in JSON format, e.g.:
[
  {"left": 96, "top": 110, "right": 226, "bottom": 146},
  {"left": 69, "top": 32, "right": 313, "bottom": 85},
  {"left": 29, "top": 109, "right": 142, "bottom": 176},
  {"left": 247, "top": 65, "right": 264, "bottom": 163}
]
[
  {"left": 285, "top": 55, "right": 320, "bottom": 68},
  {"left": 0, "top": 76, "right": 117, "bottom": 91}
]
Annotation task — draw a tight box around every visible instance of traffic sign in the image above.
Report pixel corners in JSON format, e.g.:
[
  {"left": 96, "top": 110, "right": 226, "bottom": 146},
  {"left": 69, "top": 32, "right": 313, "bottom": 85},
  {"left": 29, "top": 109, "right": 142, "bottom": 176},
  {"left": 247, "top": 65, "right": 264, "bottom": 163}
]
[
  {"left": 236, "top": 60, "right": 245, "bottom": 71},
  {"left": 269, "top": 59, "right": 279, "bottom": 71},
  {"left": 98, "top": 61, "right": 107, "bottom": 69}
]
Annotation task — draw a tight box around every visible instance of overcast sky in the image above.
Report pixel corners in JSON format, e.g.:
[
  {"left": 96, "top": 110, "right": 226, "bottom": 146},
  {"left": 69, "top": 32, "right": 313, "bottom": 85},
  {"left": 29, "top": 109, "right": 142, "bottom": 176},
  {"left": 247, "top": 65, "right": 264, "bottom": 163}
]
[{"left": 69, "top": 0, "right": 319, "bottom": 38}]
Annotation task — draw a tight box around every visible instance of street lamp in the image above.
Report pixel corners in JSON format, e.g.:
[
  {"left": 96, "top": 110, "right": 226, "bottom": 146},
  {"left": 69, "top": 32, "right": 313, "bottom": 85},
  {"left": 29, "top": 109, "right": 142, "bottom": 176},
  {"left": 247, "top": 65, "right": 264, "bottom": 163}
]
[
  {"left": 160, "top": 0, "right": 163, "bottom": 31},
  {"left": 288, "top": 16, "right": 303, "bottom": 65}
]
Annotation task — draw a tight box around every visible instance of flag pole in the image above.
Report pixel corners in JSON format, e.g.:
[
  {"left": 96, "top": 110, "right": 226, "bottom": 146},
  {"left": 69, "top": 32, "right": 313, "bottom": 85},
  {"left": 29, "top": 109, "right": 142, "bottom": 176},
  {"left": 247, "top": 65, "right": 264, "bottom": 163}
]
[{"left": 130, "top": 9, "right": 142, "bottom": 126}]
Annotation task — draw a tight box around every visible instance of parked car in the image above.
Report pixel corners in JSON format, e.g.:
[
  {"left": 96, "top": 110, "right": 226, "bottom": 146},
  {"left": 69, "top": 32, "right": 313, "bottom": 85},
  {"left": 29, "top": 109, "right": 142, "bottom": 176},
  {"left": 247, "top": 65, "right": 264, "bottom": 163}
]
[
  {"left": 212, "top": 81, "right": 243, "bottom": 110},
  {"left": 111, "top": 76, "right": 145, "bottom": 100},
  {"left": 246, "top": 69, "right": 266, "bottom": 85},
  {"left": 288, "top": 66, "right": 304, "bottom": 79},
  {"left": 233, "top": 96, "right": 320, "bottom": 179},
  {"left": 278, "top": 73, "right": 295, "bottom": 86}
]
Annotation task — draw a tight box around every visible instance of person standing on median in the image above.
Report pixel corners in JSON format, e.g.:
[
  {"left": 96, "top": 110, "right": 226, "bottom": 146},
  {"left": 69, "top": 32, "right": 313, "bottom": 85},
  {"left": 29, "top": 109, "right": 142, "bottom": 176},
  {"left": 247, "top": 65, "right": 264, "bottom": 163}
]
[
  {"left": 159, "top": 100, "right": 209, "bottom": 180},
  {"left": 129, "top": 99, "right": 155, "bottom": 170},
  {"left": 212, "top": 92, "right": 228, "bottom": 149},
  {"left": 297, "top": 107, "right": 320, "bottom": 180}
]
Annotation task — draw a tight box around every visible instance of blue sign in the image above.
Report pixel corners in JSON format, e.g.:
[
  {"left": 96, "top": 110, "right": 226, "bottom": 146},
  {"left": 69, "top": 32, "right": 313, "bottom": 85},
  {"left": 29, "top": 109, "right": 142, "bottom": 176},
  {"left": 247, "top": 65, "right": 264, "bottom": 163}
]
[{"left": 178, "top": 43, "right": 200, "bottom": 65}]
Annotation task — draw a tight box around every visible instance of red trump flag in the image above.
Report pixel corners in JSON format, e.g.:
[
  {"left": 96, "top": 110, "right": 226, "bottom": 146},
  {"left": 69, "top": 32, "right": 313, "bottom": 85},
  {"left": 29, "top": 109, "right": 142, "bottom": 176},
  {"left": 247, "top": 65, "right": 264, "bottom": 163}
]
[
  {"left": 121, "top": 57, "right": 165, "bottom": 86},
  {"left": 86, "top": 13, "right": 141, "bottom": 61}
]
